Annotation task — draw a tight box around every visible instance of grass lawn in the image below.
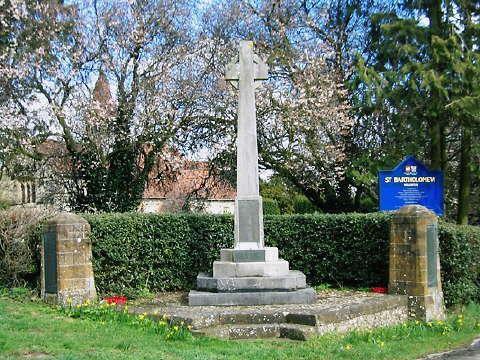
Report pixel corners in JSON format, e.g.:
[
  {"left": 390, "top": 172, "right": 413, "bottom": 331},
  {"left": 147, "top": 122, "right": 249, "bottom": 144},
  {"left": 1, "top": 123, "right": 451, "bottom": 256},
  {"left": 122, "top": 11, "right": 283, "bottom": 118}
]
[{"left": 0, "top": 295, "right": 479, "bottom": 360}]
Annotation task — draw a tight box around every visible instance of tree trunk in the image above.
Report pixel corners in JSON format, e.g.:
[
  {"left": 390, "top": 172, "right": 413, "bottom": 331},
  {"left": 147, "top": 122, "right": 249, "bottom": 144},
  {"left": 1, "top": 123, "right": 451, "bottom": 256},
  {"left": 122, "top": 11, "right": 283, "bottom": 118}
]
[
  {"left": 426, "top": 0, "right": 444, "bottom": 171},
  {"left": 429, "top": 119, "right": 442, "bottom": 170},
  {"left": 440, "top": 122, "right": 447, "bottom": 171},
  {"left": 457, "top": 123, "right": 472, "bottom": 225}
]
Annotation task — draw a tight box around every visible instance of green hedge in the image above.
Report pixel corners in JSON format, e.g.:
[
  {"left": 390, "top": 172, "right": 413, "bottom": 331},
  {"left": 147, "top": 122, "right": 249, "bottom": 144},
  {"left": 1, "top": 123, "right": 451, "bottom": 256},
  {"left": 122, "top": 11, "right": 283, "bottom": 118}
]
[
  {"left": 84, "top": 213, "right": 232, "bottom": 295},
  {"left": 263, "top": 198, "right": 281, "bottom": 215},
  {"left": 84, "top": 212, "right": 480, "bottom": 306},
  {"left": 266, "top": 213, "right": 391, "bottom": 288},
  {"left": 438, "top": 222, "right": 480, "bottom": 306}
]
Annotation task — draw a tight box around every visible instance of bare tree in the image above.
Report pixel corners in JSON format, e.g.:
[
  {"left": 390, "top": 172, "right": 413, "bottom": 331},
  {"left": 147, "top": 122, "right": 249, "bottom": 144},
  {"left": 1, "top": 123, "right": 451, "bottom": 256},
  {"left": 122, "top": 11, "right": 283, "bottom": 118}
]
[
  {"left": 195, "top": 0, "right": 355, "bottom": 211},
  {"left": 1, "top": 0, "right": 224, "bottom": 212}
]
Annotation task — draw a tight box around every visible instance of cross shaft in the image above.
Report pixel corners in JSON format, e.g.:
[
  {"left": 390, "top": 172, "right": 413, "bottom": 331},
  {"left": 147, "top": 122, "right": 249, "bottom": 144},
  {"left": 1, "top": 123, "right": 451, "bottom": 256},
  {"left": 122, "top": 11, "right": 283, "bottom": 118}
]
[{"left": 226, "top": 41, "right": 268, "bottom": 250}]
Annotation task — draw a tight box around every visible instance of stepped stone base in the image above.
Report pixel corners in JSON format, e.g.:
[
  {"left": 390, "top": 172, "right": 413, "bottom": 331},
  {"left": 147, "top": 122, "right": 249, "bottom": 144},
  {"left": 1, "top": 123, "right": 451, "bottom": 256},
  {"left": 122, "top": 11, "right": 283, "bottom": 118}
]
[
  {"left": 208, "top": 306, "right": 407, "bottom": 340},
  {"left": 127, "top": 292, "right": 409, "bottom": 340},
  {"left": 197, "top": 270, "right": 306, "bottom": 292},
  {"left": 213, "top": 259, "right": 290, "bottom": 278},
  {"left": 189, "top": 288, "right": 316, "bottom": 306},
  {"left": 192, "top": 246, "right": 313, "bottom": 306}
]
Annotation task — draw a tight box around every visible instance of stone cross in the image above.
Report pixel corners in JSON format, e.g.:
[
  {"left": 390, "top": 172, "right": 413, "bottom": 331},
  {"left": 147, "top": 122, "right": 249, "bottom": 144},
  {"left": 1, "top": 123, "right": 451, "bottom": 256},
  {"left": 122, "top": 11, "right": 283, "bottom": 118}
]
[
  {"left": 225, "top": 40, "right": 268, "bottom": 250},
  {"left": 188, "top": 41, "right": 315, "bottom": 306}
]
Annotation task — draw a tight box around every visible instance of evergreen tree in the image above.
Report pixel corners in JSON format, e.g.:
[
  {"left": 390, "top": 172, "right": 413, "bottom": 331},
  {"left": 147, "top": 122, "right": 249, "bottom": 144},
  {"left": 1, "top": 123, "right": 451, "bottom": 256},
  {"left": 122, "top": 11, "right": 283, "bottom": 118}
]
[{"left": 355, "top": 0, "right": 479, "bottom": 223}]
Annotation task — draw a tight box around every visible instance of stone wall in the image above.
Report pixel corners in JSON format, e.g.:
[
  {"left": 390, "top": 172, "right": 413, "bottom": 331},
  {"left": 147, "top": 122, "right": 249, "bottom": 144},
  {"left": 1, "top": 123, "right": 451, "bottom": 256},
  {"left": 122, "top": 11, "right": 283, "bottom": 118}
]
[{"left": 139, "top": 198, "right": 234, "bottom": 214}]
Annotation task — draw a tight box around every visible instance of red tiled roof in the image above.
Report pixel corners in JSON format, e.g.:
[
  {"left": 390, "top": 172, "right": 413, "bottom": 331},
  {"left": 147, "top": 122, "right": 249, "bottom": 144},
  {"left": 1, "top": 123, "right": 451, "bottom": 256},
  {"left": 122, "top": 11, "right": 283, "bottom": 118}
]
[
  {"left": 35, "top": 139, "right": 67, "bottom": 156},
  {"left": 143, "top": 156, "right": 236, "bottom": 201},
  {"left": 34, "top": 140, "right": 235, "bottom": 201}
]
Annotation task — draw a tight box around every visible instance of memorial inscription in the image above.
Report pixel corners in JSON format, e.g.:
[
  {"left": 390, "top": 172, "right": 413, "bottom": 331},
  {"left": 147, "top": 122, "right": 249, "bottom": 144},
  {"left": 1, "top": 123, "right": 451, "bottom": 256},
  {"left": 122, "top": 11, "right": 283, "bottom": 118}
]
[{"left": 43, "top": 230, "right": 57, "bottom": 294}]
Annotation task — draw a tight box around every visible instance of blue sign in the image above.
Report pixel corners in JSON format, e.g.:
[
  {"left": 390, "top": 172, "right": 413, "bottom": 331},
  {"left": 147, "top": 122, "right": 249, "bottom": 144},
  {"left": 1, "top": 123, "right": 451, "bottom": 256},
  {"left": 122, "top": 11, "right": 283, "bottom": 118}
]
[{"left": 379, "top": 155, "right": 444, "bottom": 216}]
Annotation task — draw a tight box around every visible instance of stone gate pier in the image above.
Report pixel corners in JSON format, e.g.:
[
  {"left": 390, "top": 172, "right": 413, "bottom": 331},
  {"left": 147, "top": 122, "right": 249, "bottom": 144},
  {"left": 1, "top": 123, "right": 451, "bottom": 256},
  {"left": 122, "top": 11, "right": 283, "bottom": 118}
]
[
  {"left": 389, "top": 205, "right": 445, "bottom": 321},
  {"left": 41, "top": 213, "right": 96, "bottom": 306}
]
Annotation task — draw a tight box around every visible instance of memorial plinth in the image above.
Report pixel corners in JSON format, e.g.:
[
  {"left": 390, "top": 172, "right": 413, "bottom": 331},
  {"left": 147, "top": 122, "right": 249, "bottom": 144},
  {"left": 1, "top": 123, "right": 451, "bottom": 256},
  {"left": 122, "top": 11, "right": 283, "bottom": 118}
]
[
  {"left": 188, "top": 41, "right": 315, "bottom": 306},
  {"left": 190, "top": 247, "right": 314, "bottom": 306}
]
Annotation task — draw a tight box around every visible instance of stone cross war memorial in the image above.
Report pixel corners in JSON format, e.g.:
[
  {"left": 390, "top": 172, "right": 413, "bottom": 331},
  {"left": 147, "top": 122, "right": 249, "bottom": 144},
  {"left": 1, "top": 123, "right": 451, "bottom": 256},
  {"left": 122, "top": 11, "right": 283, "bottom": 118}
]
[{"left": 188, "top": 40, "right": 315, "bottom": 306}]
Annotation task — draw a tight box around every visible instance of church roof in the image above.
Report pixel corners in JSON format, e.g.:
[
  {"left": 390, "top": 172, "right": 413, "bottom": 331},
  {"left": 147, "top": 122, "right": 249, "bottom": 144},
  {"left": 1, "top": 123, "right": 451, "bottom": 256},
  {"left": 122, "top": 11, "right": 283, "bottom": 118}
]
[
  {"left": 92, "top": 70, "right": 113, "bottom": 105},
  {"left": 143, "top": 156, "right": 235, "bottom": 201}
]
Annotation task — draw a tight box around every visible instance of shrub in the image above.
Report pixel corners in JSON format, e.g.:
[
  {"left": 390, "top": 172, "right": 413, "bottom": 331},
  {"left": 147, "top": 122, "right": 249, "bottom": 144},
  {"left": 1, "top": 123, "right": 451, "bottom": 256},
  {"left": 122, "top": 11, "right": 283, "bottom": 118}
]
[
  {"left": 292, "top": 195, "right": 317, "bottom": 214},
  {"left": 263, "top": 198, "right": 281, "bottom": 215},
  {"left": 0, "top": 206, "right": 56, "bottom": 287},
  {"left": 265, "top": 213, "right": 391, "bottom": 287},
  {"left": 83, "top": 213, "right": 233, "bottom": 297},
  {"left": 438, "top": 222, "right": 480, "bottom": 306}
]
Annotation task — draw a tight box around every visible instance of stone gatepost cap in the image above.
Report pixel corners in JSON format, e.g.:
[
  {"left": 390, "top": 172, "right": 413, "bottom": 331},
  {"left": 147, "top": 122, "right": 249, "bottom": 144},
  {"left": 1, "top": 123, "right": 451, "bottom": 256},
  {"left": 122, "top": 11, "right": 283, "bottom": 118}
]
[
  {"left": 46, "top": 212, "right": 90, "bottom": 227},
  {"left": 395, "top": 205, "right": 436, "bottom": 218}
]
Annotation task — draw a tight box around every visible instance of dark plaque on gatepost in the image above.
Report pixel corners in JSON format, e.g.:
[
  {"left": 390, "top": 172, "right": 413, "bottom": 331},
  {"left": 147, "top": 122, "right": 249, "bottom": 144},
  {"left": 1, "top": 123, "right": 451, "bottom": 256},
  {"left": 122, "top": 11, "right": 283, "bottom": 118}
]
[
  {"left": 43, "top": 229, "right": 57, "bottom": 294},
  {"left": 426, "top": 224, "right": 438, "bottom": 288}
]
